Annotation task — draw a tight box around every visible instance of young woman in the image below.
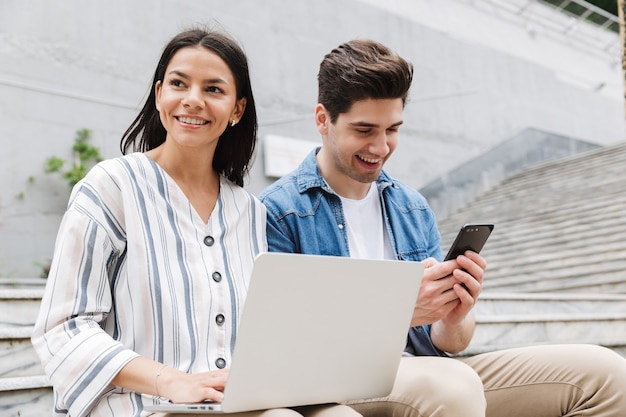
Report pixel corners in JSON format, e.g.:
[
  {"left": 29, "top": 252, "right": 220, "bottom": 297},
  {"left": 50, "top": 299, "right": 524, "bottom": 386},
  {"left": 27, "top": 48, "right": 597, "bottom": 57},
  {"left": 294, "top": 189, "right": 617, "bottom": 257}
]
[{"left": 32, "top": 28, "right": 360, "bottom": 417}]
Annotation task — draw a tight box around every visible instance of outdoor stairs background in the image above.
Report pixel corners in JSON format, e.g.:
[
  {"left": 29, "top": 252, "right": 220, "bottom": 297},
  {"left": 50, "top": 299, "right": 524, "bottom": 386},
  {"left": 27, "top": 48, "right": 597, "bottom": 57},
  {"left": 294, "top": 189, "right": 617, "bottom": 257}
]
[
  {"left": 437, "top": 141, "right": 626, "bottom": 357},
  {"left": 0, "top": 278, "right": 50, "bottom": 416},
  {"left": 1, "top": 142, "right": 625, "bottom": 416}
]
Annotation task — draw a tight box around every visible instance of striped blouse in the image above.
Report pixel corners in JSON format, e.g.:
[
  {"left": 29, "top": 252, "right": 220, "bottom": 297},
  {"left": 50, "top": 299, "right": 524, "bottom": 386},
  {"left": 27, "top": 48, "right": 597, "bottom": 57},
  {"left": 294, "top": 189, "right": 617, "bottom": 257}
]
[{"left": 31, "top": 153, "right": 267, "bottom": 417}]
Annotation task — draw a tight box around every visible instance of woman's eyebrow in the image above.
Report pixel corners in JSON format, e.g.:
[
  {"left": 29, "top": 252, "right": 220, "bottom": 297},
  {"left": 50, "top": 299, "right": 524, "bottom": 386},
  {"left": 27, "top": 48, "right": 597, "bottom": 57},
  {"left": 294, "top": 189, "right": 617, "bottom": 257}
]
[{"left": 167, "top": 70, "right": 228, "bottom": 85}]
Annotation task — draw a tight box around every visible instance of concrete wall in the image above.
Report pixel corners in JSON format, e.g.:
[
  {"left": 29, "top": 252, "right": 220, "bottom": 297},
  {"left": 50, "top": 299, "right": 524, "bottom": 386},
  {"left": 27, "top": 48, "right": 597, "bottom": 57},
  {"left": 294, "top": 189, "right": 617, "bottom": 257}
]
[{"left": 0, "top": 0, "right": 623, "bottom": 276}]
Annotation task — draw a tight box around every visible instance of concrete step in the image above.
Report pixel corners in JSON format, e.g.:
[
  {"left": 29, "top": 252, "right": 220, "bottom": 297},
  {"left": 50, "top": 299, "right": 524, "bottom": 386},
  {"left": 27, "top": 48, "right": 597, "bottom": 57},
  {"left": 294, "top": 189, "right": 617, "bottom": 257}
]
[
  {"left": 475, "top": 292, "right": 626, "bottom": 314},
  {"left": 0, "top": 329, "right": 51, "bottom": 416},
  {"left": 0, "top": 280, "right": 47, "bottom": 389},
  {"left": 437, "top": 143, "right": 626, "bottom": 295},
  {"left": 0, "top": 278, "right": 47, "bottom": 290},
  {"left": 483, "top": 260, "right": 626, "bottom": 293},
  {"left": 461, "top": 292, "right": 626, "bottom": 356},
  {"left": 0, "top": 288, "right": 45, "bottom": 327},
  {"left": 0, "top": 379, "right": 52, "bottom": 417},
  {"left": 0, "top": 325, "right": 45, "bottom": 379},
  {"left": 0, "top": 281, "right": 53, "bottom": 416},
  {"left": 0, "top": 282, "right": 46, "bottom": 379},
  {"left": 464, "top": 319, "right": 626, "bottom": 356},
  {"left": 3, "top": 283, "right": 626, "bottom": 415}
]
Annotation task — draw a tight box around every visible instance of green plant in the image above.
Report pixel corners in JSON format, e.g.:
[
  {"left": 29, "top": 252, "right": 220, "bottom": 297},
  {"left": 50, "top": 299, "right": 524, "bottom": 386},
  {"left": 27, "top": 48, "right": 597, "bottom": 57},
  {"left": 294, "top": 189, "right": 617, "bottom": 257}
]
[
  {"left": 44, "top": 128, "right": 102, "bottom": 187},
  {"left": 34, "top": 260, "right": 51, "bottom": 278},
  {"left": 26, "top": 128, "right": 102, "bottom": 278}
]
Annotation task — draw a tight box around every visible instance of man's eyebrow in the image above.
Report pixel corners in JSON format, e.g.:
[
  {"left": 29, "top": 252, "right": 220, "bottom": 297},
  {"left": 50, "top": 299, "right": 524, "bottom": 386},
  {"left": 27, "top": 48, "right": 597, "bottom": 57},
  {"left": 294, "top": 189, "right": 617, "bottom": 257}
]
[
  {"left": 167, "top": 70, "right": 227, "bottom": 84},
  {"left": 348, "top": 121, "right": 404, "bottom": 128}
]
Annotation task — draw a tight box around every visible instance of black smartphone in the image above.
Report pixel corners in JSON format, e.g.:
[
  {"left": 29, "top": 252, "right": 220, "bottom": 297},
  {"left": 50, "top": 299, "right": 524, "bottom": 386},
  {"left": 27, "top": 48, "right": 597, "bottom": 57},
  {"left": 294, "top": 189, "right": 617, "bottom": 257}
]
[{"left": 444, "top": 223, "right": 494, "bottom": 261}]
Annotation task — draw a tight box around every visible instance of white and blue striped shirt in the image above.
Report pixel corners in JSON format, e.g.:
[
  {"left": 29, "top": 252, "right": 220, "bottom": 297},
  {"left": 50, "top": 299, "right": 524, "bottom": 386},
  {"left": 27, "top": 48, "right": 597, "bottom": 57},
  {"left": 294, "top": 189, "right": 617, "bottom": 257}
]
[{"left": 32, "top": 153, "right": 267, "bottom": 417}]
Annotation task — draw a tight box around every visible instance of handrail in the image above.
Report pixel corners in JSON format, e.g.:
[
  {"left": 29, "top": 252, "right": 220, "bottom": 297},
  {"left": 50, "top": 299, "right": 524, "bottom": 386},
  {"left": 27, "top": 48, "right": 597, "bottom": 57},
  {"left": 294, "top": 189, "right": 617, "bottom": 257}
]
[
  {"left": 460, "top": 0, "right": 620, "bottom": 59},
  {"left": 544, "top": 0, "right": 618, "bottom": 32}
]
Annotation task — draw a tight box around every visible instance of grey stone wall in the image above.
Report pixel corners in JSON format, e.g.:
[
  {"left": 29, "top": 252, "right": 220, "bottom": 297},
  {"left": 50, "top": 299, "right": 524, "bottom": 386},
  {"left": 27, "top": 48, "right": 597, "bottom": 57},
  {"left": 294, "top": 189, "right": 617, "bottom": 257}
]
[{"left": 0, "top": 0, "right": 623, "bottom": 276}]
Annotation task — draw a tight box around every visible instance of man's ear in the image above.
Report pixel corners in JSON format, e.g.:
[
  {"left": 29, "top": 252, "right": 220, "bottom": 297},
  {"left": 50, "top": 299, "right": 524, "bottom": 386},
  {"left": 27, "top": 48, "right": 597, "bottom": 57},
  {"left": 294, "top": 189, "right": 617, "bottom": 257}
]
[{"left": 315, "top": 104, "right": 329, "bottom": 135}]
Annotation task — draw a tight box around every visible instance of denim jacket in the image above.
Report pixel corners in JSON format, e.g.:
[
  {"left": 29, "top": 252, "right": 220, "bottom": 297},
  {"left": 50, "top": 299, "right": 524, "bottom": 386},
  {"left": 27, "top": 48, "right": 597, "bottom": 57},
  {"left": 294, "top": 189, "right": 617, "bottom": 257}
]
[{"left": 259, "top": 148, "right": 448, "bottom": 357}]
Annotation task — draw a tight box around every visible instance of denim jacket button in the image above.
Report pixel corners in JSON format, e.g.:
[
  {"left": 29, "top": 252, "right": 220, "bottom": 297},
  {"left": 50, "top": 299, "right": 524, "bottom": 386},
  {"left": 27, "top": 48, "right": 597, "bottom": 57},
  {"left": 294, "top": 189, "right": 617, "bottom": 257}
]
[{"left": 338, "top": 224, "right": 344, "bottom": 230}]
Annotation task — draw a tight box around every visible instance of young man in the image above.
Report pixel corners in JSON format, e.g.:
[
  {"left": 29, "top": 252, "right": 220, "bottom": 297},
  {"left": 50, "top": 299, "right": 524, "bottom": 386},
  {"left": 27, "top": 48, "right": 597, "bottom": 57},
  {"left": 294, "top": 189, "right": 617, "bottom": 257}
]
[{"left": 259, "top": 39, "right": 626, "bottom": 417}]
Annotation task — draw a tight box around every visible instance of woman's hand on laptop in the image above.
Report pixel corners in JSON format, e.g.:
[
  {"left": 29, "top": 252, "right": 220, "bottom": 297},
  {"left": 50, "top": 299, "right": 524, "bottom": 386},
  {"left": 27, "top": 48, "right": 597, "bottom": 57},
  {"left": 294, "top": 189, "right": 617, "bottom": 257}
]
[
  {"left": 113, "top": 358, "right": 229, "bottom": 404},
  {"left": 161, "top": 368, "right": 229, "bottom": 404}
]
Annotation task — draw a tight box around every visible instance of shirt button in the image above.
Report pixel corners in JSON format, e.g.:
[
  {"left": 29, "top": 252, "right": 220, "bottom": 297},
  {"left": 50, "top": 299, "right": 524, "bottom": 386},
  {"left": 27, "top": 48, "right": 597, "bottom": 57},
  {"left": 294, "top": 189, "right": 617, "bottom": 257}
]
[
  {"left": 215, "top": 314, "right": 225, "bottom": 325},
  {"left": 338, "top": 224, "right": 344, "bottom": 230},
  {"left": 215, "top": 358, "right": 226, "bottom": 369},
  {"left": 212, "top": 271, "right": 222, "bottom": 282},
  {"left": 203, "top": 235, "right": 215, "bottom": 246}
]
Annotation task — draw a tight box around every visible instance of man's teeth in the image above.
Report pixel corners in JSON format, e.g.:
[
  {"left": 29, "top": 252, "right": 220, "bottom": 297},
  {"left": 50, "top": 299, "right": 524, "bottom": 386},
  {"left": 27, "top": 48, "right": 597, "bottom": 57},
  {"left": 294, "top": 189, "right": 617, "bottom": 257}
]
[
  {"left": 178, "top": 116, "right": 208, "bottom": 125},
  {"left": 358, "top": 155, "right": 379, "bottom": 164}
]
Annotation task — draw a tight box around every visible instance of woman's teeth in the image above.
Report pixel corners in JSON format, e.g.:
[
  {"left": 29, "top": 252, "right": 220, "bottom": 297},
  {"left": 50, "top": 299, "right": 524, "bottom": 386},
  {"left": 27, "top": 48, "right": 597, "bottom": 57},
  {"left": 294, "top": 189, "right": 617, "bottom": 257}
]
[{"left": 178, "top": 116, "right": 208, "bottom": 125}]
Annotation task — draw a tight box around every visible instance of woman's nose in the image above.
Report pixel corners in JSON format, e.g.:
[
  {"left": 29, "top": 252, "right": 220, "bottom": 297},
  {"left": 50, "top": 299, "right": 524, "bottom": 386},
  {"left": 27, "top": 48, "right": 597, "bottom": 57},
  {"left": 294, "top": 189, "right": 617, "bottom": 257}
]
[{"left": 182, "top": 86, "right": 203, "bottom": 108}]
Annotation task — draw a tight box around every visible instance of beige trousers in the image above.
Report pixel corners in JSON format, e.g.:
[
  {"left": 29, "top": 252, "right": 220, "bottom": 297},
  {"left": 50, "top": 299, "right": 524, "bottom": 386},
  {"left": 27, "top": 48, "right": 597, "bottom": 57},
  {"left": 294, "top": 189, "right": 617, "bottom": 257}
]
[
  {"left": 157, "top": 404, "right": 361, "bottom": 417},
  {"left": 346, "top": 344, "right": 626, "bottom": 417}
]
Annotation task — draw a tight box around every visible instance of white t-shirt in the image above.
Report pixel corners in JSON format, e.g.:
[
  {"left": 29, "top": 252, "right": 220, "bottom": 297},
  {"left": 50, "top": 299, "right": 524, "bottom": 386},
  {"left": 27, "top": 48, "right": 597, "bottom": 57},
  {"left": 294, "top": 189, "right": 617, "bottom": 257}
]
[{"left": 339, "top": 183, "right": 395, "bottom": 260}]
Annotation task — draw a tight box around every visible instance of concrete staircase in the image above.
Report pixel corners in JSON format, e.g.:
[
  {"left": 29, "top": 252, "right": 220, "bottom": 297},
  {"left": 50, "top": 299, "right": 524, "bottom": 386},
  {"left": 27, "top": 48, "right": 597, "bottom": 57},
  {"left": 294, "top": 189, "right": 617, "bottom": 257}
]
[
  {"left": 1, "top": 142, "right": 625, "bottom": 415},
  {"left": 0, "top": 278, "right": 52, "bottom": 416},
  {"left": 437, "top": 141, "right": 626, "bottom": 356},
  {"left": 466, "top": 292, "right": 626, "bottom": 356}
]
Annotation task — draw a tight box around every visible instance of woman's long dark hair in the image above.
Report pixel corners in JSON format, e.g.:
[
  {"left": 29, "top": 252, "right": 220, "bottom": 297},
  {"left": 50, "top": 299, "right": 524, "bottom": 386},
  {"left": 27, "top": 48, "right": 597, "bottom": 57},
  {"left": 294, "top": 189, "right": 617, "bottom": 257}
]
[{"left": 120, "top": 28, "right": 257, "bottom": 187}]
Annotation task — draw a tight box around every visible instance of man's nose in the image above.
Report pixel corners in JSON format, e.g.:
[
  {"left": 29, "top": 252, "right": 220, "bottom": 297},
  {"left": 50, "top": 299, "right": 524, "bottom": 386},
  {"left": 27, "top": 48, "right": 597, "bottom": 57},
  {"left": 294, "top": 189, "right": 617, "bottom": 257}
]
[{"left": 370, "top": 132, "right": 390, "bottom": 156}]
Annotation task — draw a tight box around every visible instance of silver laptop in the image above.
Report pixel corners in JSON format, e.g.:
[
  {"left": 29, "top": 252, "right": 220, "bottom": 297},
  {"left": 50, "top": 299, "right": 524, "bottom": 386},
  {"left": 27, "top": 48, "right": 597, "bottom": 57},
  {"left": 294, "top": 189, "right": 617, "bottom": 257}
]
[{"left": 145, "top": 252, "right": 423, "bottom": 414}]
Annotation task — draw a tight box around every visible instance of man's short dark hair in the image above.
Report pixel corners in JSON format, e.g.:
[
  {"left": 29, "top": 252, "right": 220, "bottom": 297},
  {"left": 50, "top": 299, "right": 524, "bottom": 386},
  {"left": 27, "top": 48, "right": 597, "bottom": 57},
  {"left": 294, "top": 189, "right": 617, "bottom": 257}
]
[{"left": 317, "top": 39, "right": 414, "bottom": 123}]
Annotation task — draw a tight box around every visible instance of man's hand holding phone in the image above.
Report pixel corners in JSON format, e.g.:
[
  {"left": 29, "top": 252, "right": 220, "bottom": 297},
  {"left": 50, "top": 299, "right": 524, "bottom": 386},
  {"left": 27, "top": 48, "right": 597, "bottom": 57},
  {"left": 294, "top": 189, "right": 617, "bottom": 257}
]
[
  {"left": 417, "top": 250, "right": 488, "bottom": 353},
  {"left": 411, "top": 223, "right": 493, "bottom": 327},
  {"left": 441, "top": 223, "right": 493, "bottom": 319}
]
